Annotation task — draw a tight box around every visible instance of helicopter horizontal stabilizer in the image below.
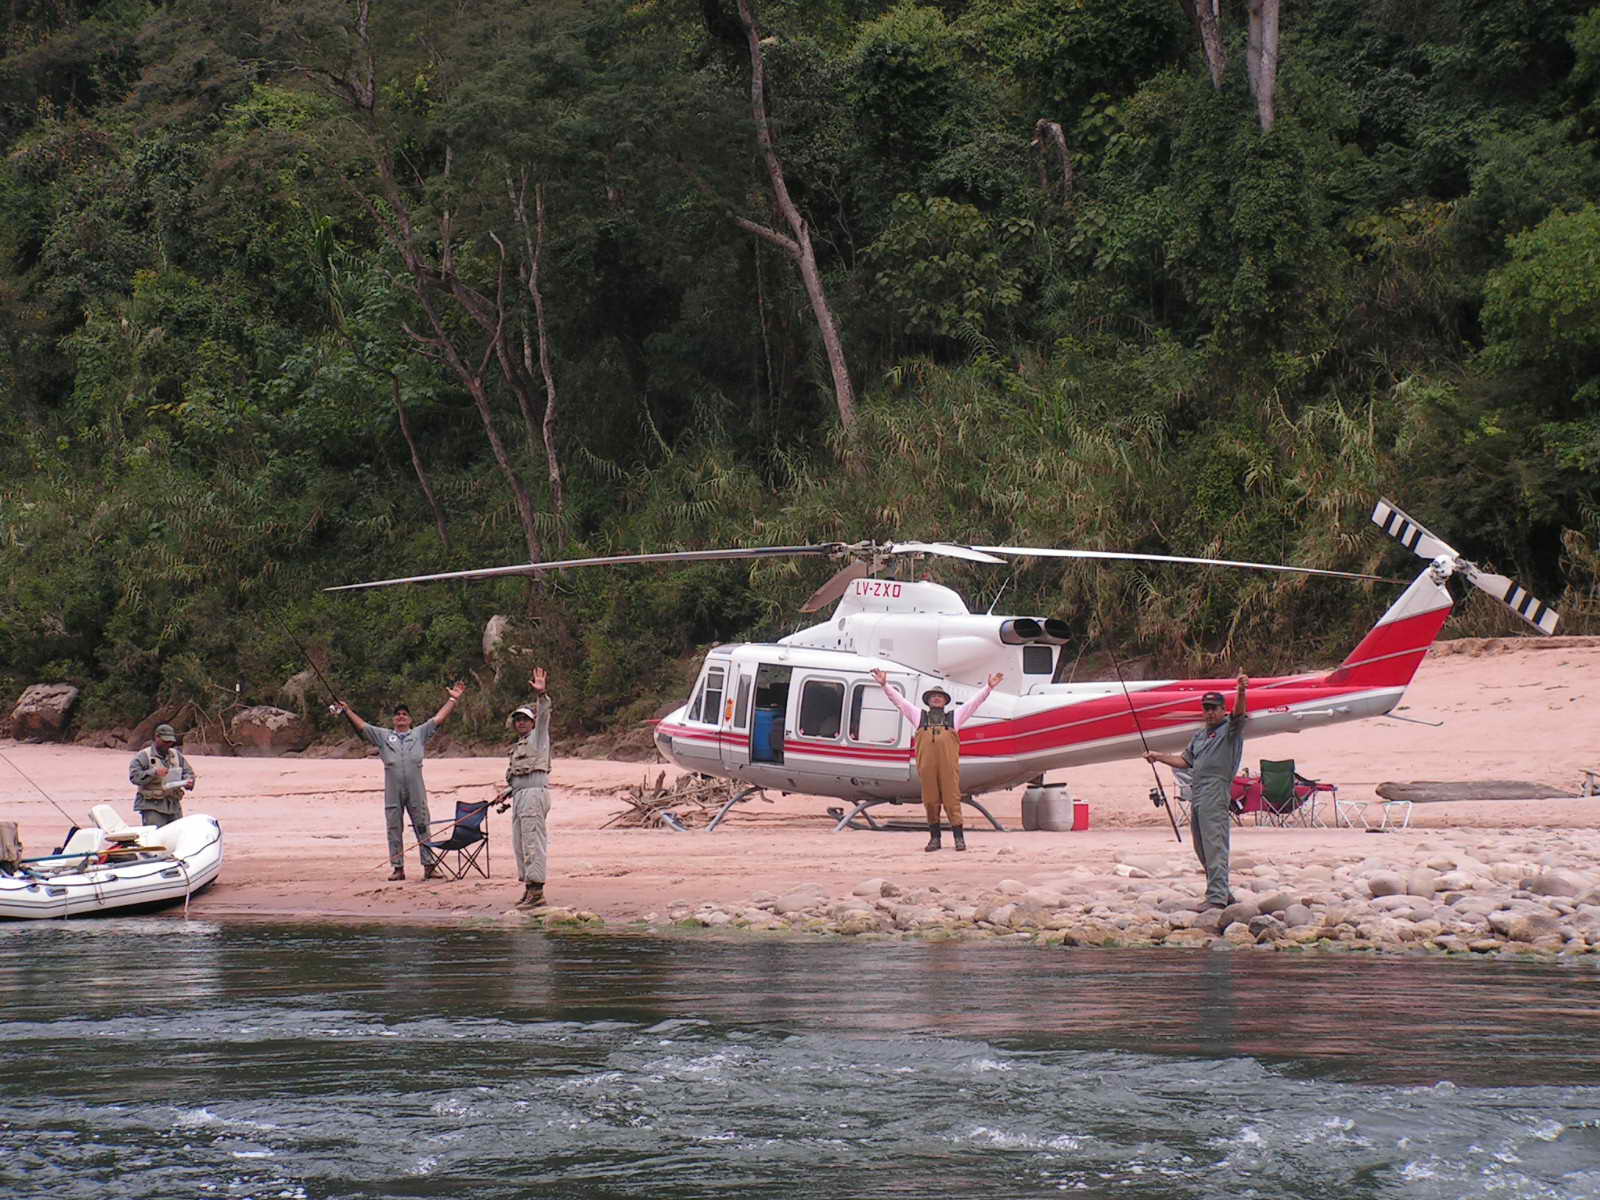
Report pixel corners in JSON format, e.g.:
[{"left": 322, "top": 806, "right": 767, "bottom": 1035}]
[{"left": 1370, "top": 499, "right": 1559, "bottom": 635}]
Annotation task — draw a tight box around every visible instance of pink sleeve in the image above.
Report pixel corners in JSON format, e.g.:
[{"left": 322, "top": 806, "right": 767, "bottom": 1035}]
[
  {"left": 881, "top": 683, "right": 921, "bottom": 726},
  {"left": 953, "top": 682, "right": 995, "bottom": 730}
]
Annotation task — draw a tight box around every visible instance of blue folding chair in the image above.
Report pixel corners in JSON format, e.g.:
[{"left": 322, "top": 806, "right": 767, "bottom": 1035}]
[{"left": 422, "top": 800, "right": 491, "bottom": 880}]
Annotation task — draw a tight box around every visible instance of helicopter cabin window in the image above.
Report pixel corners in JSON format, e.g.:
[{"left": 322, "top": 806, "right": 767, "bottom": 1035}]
[
  {"left": 798, "top": 679, "right": 845, "bottom": 740},
  {"left": 693, "top": 665, "right": 726, "bottom": 723},
  {"left": 849, "top": 683, "right": 900, "bottom": 745},
  {"left": 1022, "top": 645, "right": 1054, "bottom": 675},
  {"left": 732, "top": 673, "right": 752, "bottom": 728}
]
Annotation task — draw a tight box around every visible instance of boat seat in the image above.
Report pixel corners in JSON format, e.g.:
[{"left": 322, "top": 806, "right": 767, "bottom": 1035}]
[
  {"left": 91, "top": 804, "right": 137, "bottom": 834},
  {"left": 59, "top": 827, "right": 107, "bottom": 856}
]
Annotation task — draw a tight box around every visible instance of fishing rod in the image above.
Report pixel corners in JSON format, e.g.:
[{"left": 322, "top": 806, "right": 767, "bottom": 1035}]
[
  {"left": 0, "top": 749, "right": 85, "bottom": 828},
  {"left": 1107, "top": 646, "right": 1183, "bottom": 844},
  {"left": 273, "top": 614, "right": 347, "bottom": 716}
]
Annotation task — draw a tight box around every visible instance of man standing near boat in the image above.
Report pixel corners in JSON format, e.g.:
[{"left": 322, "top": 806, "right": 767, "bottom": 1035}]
[
  {"left": 128, "top": 723, "right": 196, "bottom": 827},
  {"left": 502, "top": 667, "right": 552, "bottom": 909},
  {"left": 337, "top": 682, "right": 465, "bottom": 881}
]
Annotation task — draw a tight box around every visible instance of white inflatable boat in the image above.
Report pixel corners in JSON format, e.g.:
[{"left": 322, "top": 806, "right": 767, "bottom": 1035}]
[{"left": 0, "top": 806, "right": 223, "bottom": 920}]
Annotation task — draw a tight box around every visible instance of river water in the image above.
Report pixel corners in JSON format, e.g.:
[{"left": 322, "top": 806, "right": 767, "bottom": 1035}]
[{"left": 2, "top": 921, "right": 1598, "bottom": 1200}]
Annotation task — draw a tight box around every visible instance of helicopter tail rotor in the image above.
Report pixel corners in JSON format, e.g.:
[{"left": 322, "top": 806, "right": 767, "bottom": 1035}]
[{"left": 1371, "top": 498, "right": 1559, "bottom": 635}]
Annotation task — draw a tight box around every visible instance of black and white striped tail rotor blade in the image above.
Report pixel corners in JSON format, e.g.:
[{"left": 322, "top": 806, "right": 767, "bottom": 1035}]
[
  {"left": 1372, "top": 498, "right": 1560, "bottom": 634},
  {"left": 1461, "top": 567, "right": 1561, "bottom": 635},
  {"left": 1370, "top": 498, "right": 1458, "bottom": 561}
]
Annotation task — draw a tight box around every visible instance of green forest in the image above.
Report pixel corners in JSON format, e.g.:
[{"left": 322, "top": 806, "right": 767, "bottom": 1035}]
[{"left": 3, "top": 0, "right": 1600, "bottom": 740}]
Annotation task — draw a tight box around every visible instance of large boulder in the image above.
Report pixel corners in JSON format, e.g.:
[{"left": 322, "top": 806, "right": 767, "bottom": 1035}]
[
  {"left": 10, "top": 684, "right": 79, "bottom": 741},
  {"left": 228, "top": 705, "right": 313, "bottom": 756}
]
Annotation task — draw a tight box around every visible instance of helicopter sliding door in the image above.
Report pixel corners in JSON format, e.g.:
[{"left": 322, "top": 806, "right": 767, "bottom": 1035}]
[{"left": 718, "top": 662, "right": 756, "bottom": 772}]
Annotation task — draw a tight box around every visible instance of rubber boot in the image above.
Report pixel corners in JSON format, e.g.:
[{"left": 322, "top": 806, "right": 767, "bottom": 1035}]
[
  {"left": 952, "top": 827, "right": 966, "bottom": 852},
  {"left": 516, "top": 882, "right": 545, "bottom": 909},
  {"left": 924, "top": 821, "right": 942, "bottom": 852}
]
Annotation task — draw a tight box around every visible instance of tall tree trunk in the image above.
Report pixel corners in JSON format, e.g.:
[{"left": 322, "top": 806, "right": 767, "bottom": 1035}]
[
  {"left": 1179, "top": 0, "right": 1227, "bottom": 88},
  {"left": 1032, "top": 120, "right": 1074, "bottom": 205},
  {"left": 391, "top": 374, "right": 450, "bottom": 550},
  {"left": 734, "top": 0, "right": 856, "bottom": 434},
  {"left": 400, "top": 251, "right": 545, "bottom": 567},
  {"left": 509, "top": 175, "right": 565, "bottom": 526},
  {"left": 1246, "top": 0, "right": 1279, "bottom": 132}
]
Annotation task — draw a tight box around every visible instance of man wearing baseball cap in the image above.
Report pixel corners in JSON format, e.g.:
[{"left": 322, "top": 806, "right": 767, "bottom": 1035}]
[
  {"left": 1145, "top": 672, "right": 1249, "bottom": 909},
  {"left": 502, "top": 667, "right": 552, "bottom": 908},
  {"left": 337, "top": 681, "right": 466, "bottom": 881},
  {"left": 871, "top": 668, "right": 1004, "bottom": 852},
  {"left": 129, "top": 722, "right": 197, "bottom": 827}
]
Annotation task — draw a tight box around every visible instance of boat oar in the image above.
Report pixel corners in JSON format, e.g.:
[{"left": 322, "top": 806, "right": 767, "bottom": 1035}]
[{"left": 1107, "top": 648, "right": 1183, "bottom": 844}]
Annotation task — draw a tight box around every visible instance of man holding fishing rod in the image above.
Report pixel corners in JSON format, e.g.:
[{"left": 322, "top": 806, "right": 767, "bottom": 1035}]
[
  {"left": 1144, "top": 672, "right": 1249, "bottom": 910},
  {"left": 336, "top": 682, "right": 466, "bottom": 881}
]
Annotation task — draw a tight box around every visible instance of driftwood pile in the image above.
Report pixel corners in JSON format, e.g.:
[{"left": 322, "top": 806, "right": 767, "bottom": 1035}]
[{"left": 603, "top": 771, "right": 763, "bottom": 830}]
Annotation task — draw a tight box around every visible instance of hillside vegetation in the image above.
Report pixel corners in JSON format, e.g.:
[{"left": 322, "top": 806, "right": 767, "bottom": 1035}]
[{"left": 3, "top": 0, "right": 1600, "bottom": 737}]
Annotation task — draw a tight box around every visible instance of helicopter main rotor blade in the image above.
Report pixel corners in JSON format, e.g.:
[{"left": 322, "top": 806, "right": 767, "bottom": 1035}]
[
  {"left": 973, "top": 545, "right": 1400, "bottom": 583},
  {"left": 888, "top": 541, "right": 1007, "bottom": 564},
  {"left": 325, "top": 545, "right": 843, "bottom": 592},
  {"left": 801, "top": 561, "right": 871, "bottom": 612}
]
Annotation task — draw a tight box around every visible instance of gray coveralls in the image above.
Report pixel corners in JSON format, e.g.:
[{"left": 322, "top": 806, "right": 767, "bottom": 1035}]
[
  {"left": 1182, "top": 712, "right": 1247, "bottom": 906},
  {"left": 361, "top": 719, "right": 439, "bottom": 872},
  {"left": 129, "top": 744, "right": 195, "bottom": 827},
  {"left": 506, "top": 695, "right": 552, "bottom": 884}
]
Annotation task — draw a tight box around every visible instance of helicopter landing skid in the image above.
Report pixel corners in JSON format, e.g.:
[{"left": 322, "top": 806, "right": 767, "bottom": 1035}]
[
  {"left": 704, "top": 785, "right": 768, "bottom": 832},
  {"left": 830, "top": 796, "right": 1006, "bottom": 834}
]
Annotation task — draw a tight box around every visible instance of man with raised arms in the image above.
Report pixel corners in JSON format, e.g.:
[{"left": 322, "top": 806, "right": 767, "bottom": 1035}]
[{"left": 1145, "top": 672, "right": 1249, "bottom": 909}]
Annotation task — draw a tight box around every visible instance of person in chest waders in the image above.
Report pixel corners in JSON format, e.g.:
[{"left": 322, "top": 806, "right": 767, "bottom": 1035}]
[
  {"left": 871, "top": 669, "right": 1004, "bottom": 851},
  {"left": 500, "top": 667, "right": 553, "bottom": 910},
  {"left": 128, "top": 723, "right": 196, "bottom": 827},
  {"left": 337, "top": 682, "right": 465, "bottom": 881}
]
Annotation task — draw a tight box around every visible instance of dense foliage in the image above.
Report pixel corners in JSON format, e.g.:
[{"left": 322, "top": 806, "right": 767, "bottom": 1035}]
[{"left": 3, "top": 0, "right": 1599, "bottom": 738}]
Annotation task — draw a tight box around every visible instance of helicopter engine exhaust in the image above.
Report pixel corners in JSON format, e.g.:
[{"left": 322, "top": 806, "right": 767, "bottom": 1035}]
[
  {"left": 1037, "top": 618, "right": 1071, "bottom": 645},
  {"left": 998, "top": 618, "right": 1044, "bottom": 645},
  {"left": 998, "top": 617, "right": 1071, "bottom": 645}
]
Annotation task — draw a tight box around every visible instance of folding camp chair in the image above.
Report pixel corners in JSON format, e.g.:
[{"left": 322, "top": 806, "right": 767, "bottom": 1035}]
[
  {"left": 421, "top": 800, "right": 491, "bottom": 880},
  {"left": 1257, "top": 759, "right": 1334, "bottom": 828}
]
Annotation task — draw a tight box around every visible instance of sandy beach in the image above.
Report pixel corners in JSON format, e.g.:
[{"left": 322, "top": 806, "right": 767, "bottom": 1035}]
[{"left": 4, "top": 635, "right": 1600, "bottom": 954}]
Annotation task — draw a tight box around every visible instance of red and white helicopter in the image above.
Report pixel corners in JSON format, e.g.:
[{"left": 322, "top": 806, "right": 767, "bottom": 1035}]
[{"left": 331, "top": 499, "right": 1558, "bottom": 824}]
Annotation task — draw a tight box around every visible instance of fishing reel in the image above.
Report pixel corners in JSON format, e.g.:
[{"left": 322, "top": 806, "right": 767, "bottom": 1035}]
[{"left": 1149, "top": 787, "right": 1166, "bottom": 809}]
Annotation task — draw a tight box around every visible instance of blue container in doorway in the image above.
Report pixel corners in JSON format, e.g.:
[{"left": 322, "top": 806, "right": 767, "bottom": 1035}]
[{"left": 752, "top": 707, "right": 779, "bottom": 760}]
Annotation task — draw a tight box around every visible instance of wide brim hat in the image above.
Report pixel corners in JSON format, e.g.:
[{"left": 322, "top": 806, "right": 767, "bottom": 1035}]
[{"left": 921, "top": 687, "right": 953, "bottom": 705}]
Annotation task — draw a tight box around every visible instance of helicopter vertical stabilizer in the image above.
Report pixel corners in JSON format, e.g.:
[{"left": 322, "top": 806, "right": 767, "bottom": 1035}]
[{"left": 1324, "top": 568, "right": 1453, "bottom": 688}]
